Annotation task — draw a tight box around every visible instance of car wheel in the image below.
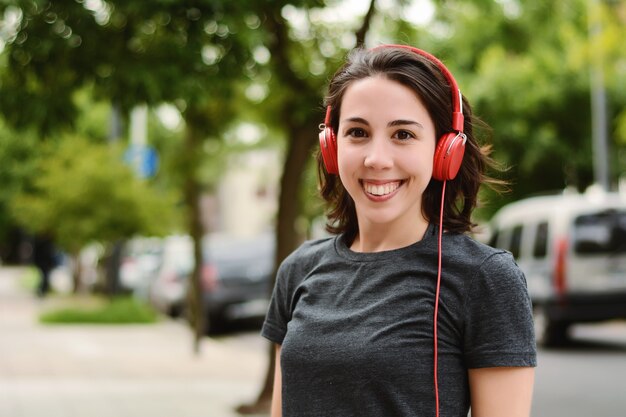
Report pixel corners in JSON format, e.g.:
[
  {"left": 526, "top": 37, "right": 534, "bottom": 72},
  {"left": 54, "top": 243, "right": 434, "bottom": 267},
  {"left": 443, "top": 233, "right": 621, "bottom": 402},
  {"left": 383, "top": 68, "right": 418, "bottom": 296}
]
[
  {"left": 204, "top": 313, "right": 227, "bottom": 335},
  {"left": 168, "top": 303, "right": 185, "bottom": 318},
  {"left": 534, "top": 305, "right": 570, "bottom": 347}
]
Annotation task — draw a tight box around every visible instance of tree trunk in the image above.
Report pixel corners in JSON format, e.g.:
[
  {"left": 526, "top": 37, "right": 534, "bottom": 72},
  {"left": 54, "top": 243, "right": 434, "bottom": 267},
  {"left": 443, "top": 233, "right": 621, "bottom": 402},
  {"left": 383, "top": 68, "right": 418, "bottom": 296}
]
[
  {"left": 104, "top": 240, "right": 123, "bottom": 297},
  {"left": 275, "top": 128, "right": 318, "bottom": 264},
  {"left": 71, "top": 251, "right": 82, "bottom": 294},
  {"left": 237, "top": 125, "right": 317, "bottom": 414},
  {"left": 182, "top": 119, "right": 206, "bottom": 355}
]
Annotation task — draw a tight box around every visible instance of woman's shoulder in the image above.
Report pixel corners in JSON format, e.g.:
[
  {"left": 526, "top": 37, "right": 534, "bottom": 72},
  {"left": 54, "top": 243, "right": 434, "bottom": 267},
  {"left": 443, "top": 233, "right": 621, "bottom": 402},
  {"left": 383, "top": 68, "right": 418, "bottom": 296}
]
[
  {"left": 280, "top": 235, "right": 337, "bottom": 270},
  {"left": 445, "top": 232, "right": 515, "bottom": 269},
  {"left": 445, "top": 233, "right": 527, "bottom": 295}
]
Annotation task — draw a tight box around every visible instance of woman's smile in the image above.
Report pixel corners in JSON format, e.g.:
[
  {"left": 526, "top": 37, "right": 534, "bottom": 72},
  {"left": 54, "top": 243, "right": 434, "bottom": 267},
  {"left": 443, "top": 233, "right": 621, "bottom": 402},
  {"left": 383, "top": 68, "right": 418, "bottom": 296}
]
[{"left": 360, "top": 179, "right": 405, "bottom": 200}]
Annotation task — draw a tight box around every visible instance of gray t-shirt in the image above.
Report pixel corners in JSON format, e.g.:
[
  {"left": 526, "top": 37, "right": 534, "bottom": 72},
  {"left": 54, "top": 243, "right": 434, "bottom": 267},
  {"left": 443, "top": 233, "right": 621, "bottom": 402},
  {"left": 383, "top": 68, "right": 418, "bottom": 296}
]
[{"left": 262, "top": 224, "right": 536, "bottom": 417}]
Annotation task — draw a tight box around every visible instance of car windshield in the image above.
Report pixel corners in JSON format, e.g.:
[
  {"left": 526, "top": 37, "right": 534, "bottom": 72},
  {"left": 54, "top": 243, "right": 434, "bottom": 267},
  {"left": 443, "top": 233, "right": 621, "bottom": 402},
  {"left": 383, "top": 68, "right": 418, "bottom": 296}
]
[
  {"left": 573, "top": 210, "right": 626, "bottom": 255},
  {"left": 159, "top": 234, "right": 274, "bottom": 278},
  {"left": 205, "top": 234, "right": 275, "bottom": 279}
]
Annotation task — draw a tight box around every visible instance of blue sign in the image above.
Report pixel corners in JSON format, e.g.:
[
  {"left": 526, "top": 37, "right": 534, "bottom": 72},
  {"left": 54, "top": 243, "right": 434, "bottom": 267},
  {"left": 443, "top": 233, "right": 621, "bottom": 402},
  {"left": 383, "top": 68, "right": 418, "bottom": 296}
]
[{"left": 124, "top": 145, "right": 159, "bottom": 178}]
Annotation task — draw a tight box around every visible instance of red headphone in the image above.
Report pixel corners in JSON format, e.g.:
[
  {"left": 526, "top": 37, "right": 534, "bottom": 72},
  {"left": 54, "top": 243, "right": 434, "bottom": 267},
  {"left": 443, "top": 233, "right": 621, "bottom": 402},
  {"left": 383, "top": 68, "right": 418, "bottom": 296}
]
[{"left": 318, "top": 44, "right": 467, "bottom": 181}]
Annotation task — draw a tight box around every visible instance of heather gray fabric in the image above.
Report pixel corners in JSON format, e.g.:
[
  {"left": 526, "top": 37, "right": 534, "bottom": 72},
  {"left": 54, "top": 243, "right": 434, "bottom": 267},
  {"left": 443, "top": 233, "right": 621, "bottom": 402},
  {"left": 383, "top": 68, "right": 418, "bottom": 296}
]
[{"left": 262, "top": 223, "right": 536, "bottom": 417}]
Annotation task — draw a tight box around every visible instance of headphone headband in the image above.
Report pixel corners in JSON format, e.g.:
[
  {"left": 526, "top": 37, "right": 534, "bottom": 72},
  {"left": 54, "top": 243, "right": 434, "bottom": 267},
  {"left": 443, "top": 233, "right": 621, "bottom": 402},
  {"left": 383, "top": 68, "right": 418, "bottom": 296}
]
[
  {"left": 323, "top": 106, "right": 332, "bottom": 130},
  {"left": 376, "top": 44, "right": 464, "bottom": 132}
]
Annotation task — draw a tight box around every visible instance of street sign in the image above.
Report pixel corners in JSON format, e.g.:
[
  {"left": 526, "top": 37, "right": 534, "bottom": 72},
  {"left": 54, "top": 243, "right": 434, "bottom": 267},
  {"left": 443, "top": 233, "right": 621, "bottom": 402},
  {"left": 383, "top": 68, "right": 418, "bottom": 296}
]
[{"left": 124, "top": 145, "right": 159, "bottom": 178}]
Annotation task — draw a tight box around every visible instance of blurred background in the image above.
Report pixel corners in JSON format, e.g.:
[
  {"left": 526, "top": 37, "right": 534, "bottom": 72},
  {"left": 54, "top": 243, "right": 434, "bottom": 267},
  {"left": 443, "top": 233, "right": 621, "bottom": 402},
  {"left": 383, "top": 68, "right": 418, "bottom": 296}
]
[{"left": 0, "top": 0, "right": 625, "bottom": 416}]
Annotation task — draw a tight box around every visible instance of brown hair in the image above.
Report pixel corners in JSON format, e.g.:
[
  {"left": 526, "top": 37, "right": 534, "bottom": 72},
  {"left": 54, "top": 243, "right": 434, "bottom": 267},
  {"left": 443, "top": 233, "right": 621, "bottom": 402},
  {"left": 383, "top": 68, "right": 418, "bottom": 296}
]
[{"left": 317, "top": 46, "right": 503, "bottom": 243}]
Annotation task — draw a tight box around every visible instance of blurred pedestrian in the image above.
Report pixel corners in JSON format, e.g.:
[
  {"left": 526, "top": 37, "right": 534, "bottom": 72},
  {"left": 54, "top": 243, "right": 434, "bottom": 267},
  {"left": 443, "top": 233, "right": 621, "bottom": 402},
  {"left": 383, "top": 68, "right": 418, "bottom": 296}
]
[
  {"left": 262, "top": 45, "right": 536, "bottom": 417},
  {"left": 32, "top": 234, "right": 57, "bottom": 297}
]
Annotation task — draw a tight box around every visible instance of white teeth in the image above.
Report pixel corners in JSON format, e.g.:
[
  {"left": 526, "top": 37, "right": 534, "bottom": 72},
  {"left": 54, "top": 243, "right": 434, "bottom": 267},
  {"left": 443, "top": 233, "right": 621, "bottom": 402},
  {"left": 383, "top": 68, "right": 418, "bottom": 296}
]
[{"left": 364, "top": 181, "right": 400, "bottom": 196}]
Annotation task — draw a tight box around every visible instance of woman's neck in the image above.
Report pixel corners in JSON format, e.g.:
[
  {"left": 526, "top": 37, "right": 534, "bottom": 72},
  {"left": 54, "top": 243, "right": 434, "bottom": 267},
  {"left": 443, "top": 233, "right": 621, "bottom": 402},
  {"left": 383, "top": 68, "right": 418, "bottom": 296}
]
[{"left": 350, "top": 218, "right": 430, "bottom": 253}]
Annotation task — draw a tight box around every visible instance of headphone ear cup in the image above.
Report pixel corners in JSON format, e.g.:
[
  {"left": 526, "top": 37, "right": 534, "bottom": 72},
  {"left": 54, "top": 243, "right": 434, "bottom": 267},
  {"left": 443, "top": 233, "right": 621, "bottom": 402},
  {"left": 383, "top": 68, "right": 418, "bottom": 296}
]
[
  {"left": 433, "top": 132, "right": 466, "bottom": 181},
  {"left": 319, "top": 127, "right": 339, "bottom": 175}
]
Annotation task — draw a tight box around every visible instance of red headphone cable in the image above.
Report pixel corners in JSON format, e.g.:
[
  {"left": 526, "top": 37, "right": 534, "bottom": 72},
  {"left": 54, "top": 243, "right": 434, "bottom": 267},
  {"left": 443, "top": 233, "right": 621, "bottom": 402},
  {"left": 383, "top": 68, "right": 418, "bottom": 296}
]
[{"left": 434, "top": 179, "right": 446, "bottom": 417}]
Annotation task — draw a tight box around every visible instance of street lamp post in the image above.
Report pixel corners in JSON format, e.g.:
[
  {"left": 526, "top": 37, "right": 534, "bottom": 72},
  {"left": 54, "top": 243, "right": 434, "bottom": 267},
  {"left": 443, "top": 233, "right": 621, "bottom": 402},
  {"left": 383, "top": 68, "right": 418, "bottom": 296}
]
[{"left": 588, "top": 0, "right": 611, "bottom": 191}]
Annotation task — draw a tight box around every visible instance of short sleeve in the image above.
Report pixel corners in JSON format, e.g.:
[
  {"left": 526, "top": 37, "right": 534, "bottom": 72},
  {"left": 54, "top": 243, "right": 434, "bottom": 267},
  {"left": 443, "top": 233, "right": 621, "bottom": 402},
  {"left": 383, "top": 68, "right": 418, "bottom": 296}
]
[
  {"left": 463, "top": 252, "right": 537, "bottom": 368},
  {"left": 261, "top": 260, "right": 293, "bottom": 344}
]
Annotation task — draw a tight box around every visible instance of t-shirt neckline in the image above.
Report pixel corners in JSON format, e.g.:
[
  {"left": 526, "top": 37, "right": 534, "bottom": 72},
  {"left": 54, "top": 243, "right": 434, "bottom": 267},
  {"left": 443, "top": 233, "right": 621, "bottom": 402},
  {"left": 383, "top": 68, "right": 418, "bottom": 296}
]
[{"left": 334, "top": 222, "right": 438, "bottom": 262}]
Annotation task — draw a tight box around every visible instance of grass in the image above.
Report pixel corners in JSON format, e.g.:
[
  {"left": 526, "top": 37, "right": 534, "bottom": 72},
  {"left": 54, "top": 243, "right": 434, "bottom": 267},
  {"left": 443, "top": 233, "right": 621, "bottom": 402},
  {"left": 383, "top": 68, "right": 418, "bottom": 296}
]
[{"left": 39, "top": 296, "right": 159, "bottom": 325}]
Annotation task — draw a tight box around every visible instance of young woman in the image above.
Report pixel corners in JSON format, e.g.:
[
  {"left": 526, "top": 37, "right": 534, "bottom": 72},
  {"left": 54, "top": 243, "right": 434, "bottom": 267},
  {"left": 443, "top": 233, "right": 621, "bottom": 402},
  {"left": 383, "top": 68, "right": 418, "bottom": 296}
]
[{"left": 262, "top": 45, "right": 536, "bottom": 417}]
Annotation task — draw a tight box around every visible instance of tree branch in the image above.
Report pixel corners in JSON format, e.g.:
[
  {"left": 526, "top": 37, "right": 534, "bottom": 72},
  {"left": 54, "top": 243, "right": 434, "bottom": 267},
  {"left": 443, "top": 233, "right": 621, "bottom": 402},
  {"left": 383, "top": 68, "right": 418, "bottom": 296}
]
[
  {"left": 263, "top": 10, "right": 310, "bottom": 99},
  {"left": 355, "top": 0, "right": 377, "bottom": 48}
]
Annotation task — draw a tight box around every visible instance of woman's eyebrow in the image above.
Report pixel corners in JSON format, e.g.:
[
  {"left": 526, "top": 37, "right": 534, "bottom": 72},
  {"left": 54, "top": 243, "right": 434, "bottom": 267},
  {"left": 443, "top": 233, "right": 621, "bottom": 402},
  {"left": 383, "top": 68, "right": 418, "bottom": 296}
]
[
  {"left": 388, "top": 119, "right": 424, "bottom": 129},
  {"left": 343, "top": 117, "right": 369, "bottom": 125},
  {"left": 342, "top": 117, "right": 424, "bottom": 129}
]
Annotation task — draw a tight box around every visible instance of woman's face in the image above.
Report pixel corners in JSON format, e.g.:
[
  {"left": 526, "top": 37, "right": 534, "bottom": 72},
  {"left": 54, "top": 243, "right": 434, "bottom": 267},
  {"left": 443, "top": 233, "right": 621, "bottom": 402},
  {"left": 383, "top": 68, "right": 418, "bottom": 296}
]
[{"left": 337, "top": 75, "right": 436, "bottom": 232}]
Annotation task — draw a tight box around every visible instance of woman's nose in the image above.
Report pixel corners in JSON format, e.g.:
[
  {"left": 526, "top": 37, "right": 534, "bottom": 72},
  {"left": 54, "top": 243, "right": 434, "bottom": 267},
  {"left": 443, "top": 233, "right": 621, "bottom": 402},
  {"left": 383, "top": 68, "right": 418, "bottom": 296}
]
[{"left": 363, "top": 138, "right": 393, "bottom": 170}]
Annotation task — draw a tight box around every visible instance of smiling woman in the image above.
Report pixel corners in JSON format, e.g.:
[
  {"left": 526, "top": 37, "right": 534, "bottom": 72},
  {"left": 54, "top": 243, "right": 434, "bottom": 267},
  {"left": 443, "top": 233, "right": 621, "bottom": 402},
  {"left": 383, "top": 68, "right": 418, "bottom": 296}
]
[{"left": 262, "top": 45, "right": 536, "bottom": 417}]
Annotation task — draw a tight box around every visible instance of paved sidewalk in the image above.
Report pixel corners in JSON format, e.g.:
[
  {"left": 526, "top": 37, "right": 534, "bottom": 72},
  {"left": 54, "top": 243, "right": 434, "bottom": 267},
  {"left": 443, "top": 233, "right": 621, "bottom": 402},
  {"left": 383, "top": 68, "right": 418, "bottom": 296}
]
[{"left": 0, "top": 267, "right": 268, "bottom": 417}]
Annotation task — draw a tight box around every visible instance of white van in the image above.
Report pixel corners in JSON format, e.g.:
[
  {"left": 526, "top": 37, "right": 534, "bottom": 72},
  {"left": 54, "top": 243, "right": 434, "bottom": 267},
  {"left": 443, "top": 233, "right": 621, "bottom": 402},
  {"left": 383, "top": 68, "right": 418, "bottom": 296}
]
[{"left": 486, "top": 187, "right": 626, "bottom": 346}]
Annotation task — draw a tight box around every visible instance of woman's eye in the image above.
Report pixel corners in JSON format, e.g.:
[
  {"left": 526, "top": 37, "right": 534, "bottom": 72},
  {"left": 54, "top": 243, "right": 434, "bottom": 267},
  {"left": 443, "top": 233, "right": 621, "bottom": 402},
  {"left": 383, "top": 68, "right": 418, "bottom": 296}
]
[
  {"left": 346, "top": 127, "right": 367, "bottom": 138},
  {"left": 394, "top": 130, "right": 415, "bottom": 140}
]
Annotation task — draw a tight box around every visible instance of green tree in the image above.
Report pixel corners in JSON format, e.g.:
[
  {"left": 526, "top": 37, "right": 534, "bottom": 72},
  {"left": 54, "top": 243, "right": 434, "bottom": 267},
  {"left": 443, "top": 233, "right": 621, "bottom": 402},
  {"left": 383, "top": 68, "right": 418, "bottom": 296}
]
[
  {"left": 425, "top": 0, "right": 625, "bottom": 216},
  {"left": 11, "top": 136, "right": 178, "bottom": 291},
  {"left": 0, "top": 0, "right": 248, "bottom": 351},
  {"left": 0, "top": 0, "right": 333, "bottom": 353}
]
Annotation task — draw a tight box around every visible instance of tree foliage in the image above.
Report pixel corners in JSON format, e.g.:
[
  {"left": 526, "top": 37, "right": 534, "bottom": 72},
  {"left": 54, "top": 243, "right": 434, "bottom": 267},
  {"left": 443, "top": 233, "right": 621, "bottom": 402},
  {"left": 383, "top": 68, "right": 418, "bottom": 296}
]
[
  {"left": 11, "top": 136, "right": 178, "bottom": 254},
  {"left": 0, "top": 0, "right": 253, "bottom": 131},
  {"left": 420, "top": 0, "right": 625, "bottom": 215},
  {"left": 0, "top": 0, "right": 328, "bottom": 351},
  {"left": 0, "top": 121, "right": 39, "bottom": 241}
]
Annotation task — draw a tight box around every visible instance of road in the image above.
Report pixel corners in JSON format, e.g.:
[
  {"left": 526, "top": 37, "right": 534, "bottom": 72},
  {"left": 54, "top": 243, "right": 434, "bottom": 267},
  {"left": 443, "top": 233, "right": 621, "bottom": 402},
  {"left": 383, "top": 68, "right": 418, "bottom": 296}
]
[
  {"left": 0, "top": 267, "right": 268, "bottom": 417},
  {"left": 532, "top": 322, "right": 626, "bottom": 417}
]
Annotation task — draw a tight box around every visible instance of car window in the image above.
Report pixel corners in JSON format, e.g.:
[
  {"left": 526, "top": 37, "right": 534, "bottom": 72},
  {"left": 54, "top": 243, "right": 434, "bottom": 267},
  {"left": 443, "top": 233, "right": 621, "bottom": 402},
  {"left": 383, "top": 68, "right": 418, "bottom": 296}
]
[
  {"left": 509, "top": 225, "right": 523, "bottom": 259},
  {"left": 573, "top": 210, "right": 626, "bottom": 254},
  {"left": 166, "top": 246, "right": 194, "bottom": 273},
  {"left": 532, "top": 222, "right": 549, "bottom": 258},
  {"left": 206, "top": 235, "right": 275, "bottom": 279},
  {"left": 488, "top": 229, "right": 500, "bottom": 249}
]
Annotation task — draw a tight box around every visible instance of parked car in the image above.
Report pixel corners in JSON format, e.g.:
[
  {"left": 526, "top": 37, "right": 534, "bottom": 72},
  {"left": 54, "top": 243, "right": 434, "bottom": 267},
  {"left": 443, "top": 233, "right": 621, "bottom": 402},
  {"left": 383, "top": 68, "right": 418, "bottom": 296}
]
[
  {"left": 149, "top": 233, "right": 275, "bottom": 333},
  {"left": 486, "top": 187, "right": 626, "bottom": 346},
  {"left": 119, "top": 237, "right": 164, "bottom": 299},
  {"left": 202, "top": 233, "right": 275, "bottom": 333},
  {"left": 148, "top": 235, "right": 194, "bottom": 318}
]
